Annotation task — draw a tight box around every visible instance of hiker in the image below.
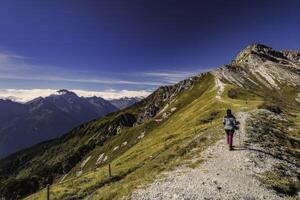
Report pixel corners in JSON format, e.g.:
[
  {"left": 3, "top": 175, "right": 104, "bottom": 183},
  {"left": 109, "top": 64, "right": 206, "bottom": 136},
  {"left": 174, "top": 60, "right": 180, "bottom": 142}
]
[{"left": 223, "top": 109, "right": 238, "bottom": 150}]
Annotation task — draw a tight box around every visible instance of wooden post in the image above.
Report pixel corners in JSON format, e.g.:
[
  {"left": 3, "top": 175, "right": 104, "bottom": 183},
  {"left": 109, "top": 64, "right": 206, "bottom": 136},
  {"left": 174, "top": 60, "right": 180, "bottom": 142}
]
[
  {"left": 108, "top": 164, "right": 112, "bottom": 177},
  {"left": 46, "top": 184, "right": 50, "bottom": 200}
]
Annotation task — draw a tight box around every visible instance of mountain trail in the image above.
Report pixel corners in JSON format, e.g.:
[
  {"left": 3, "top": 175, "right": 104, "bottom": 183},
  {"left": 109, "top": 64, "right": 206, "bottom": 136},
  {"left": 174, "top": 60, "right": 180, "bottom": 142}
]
[
  {"left": 131, "top": 112, "right": 283, "bottom": 200},
  {"left": 214, "top": 76, "right": 225, "bottom": 101}
]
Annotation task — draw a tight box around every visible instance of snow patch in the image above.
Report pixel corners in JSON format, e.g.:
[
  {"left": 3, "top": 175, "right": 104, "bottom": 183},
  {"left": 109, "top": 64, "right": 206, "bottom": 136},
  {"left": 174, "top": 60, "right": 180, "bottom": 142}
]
[
  {"left": 60, "top": 174, "right": 68, "bottom": 183},
  {"left": 155, "top": 118, "right": 163, "bottom": 122},
  {"left": 170, "top": 107, "right": 177, "bottom": 112},
  {"left": 81, "top": 156, "right": 91, "bottom": 169},
  {"left": 103, "top": 156, "right": 108, "bottom": 162},
  {"left": 138, "top": 131, "right": 145, "bottom": 139},
  {"left": 96, "top": 153, "right": 105, "bottom": 165},
  {"left": 117, "top": 126, "right": 122, "bottom": 135},
  {"left": 112, "top": 146, "right": 119, "bottom": 151}
]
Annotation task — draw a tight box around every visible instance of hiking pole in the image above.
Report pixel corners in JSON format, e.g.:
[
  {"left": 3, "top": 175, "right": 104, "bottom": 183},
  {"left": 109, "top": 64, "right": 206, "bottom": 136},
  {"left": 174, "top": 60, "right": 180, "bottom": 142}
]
[
  {"left": 238, "top": 129, "right": 241, "bottom": 146},
  {"left": 237, "top": 121, "right": 241, "bottom": 146}
]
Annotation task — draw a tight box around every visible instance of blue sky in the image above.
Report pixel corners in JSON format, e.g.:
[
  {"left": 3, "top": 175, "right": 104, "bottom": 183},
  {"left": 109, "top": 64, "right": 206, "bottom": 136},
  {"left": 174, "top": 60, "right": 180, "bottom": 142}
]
[{"left": 0, "top": 0, "right": 299, "bottom": 101}]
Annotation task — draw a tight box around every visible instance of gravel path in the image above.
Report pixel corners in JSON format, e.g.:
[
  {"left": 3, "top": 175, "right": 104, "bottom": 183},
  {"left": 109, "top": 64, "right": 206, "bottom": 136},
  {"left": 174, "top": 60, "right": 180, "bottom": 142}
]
[{"left": 131, "top": 112, "right": 283, "bottom": 200}]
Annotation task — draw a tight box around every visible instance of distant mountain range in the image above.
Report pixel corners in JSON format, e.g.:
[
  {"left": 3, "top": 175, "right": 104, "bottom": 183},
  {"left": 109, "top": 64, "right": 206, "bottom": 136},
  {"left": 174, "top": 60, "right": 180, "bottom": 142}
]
[
  {"left": 0, "top": 89, "right": 142, "bottom": 158},
  {"left": 110, "top": 97, "right": 143, "bottom": 110}
]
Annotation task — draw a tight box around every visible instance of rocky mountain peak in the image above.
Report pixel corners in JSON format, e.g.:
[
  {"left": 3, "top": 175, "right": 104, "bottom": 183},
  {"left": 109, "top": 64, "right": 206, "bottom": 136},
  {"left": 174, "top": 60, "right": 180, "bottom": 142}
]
[
  {"left": 214, "top": 43, "right": 300, "bottom": 91},
  {"left": 87, "top": 96, "right": 105, "bottom": 101},
  {"left": 26, "top": 96, "right": 44, "bottom": 105},
  {"left": 56, "top": 89, "right": 77, "bottom": 96},
  {"left": 245, "top": 43, "right": 272, "bottom": 51},
  {"left": 282, "top": 50, "right": 300, "bottom": 63},
  {"left": 233, "top": 43, "right": 299, "bottom": 66}
]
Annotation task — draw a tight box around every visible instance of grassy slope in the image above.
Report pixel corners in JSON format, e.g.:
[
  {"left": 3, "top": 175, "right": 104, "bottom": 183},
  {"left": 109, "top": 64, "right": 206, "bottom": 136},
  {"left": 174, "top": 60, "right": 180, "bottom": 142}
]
[
  {"left": 26, "top": 72, "right": 263, "bottom": 200},
  {"left": 4, "top": 63, "right": 297, "bottom": 199},
  {"left": 0, "top": 76, "right": 199, "bottom": 198}
]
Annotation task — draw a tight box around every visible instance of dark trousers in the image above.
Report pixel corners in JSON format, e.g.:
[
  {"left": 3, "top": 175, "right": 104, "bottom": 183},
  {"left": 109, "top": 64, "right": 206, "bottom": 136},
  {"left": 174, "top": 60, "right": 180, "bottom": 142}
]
[{"left": 225, "top": 130, "right": 234, "bottom": 148}]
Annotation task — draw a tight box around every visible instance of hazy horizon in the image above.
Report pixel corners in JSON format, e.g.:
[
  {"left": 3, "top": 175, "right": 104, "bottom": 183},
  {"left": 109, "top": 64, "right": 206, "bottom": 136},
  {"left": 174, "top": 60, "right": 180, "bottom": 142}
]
[{"left": 0, "top": 88, "right": 149, "bottom": 103}]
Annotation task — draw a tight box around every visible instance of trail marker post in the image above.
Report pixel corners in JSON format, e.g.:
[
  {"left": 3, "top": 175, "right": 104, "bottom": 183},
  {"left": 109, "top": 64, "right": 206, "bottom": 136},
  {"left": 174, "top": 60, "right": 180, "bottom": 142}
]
[
  {"left": 109, "top": 164, "right": 112, "bottom": 177},
  {"left": 46, "top": 184, "right": 50, "bottom": 200}
]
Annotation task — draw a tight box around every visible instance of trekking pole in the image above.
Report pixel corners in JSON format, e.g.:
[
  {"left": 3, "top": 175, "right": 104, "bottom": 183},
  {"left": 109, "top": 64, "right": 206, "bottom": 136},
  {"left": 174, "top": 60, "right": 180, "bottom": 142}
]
[
  {"left": 238, "top": 130, "right": 241, "bottom": 146},
  {"left": 237, "top": 121, "right": 241, "bottom": 146}
]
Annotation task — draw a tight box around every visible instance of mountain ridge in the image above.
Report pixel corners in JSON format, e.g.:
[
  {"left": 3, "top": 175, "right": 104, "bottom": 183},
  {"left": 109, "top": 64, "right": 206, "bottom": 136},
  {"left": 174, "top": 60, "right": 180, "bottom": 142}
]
[
  {"left": 109, "top": 97, "right": 143, "bottom": 110},
  {"left": 0, "top": 43, "right": 299, "bottom": 200}
]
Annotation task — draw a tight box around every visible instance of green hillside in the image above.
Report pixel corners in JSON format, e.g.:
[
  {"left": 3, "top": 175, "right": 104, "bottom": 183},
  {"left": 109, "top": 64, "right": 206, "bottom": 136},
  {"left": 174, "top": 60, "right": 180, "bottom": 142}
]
[
  {"left": 26, "top": 73, "right": 254, "bottom": 200},
  {"left": 0, "top": 44, "right": 299, "bottom": 199}
]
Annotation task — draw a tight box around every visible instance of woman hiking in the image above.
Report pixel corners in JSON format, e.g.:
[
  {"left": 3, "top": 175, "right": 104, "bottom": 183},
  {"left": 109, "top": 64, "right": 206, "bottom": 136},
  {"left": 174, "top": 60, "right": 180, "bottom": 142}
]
[{"left": 223, "top": 109, "right": 238, "bottom": 151}]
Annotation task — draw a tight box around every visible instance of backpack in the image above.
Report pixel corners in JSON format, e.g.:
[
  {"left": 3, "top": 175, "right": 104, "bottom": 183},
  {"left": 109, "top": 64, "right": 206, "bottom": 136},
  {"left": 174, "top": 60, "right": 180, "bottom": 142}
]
[{"left": 224, "top": 116, "right": 236, "bottom": 130}]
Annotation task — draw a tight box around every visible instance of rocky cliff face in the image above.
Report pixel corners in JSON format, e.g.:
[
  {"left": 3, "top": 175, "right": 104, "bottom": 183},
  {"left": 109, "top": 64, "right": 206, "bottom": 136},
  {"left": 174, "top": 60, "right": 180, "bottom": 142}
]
[
  {"left": 213, "top": 44, "right": 300, "bottom": 91},
  {"left": 136, "top": 75, "right": 200, "bottom": 123}
]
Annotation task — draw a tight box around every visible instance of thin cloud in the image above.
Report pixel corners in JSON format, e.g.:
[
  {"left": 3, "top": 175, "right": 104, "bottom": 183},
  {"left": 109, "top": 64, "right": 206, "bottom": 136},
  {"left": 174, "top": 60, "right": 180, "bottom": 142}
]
[
  {"left": 141, "top": 70, "right": 199, "bottom": 84},
  {"left": 0, "top": 51, "right": 164, "bottom": 86},
  {"left": 0, "top": 74, "right": 162, "bottom": 86},
  {"left": 142, "top": 71, "right": 195, "bottom": 78},
  {"left": 0, "top": 51, "right": 34, "bottom": 71},
  {"left": 0, "top": 50, "right": 208, "bottom": 90}
]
